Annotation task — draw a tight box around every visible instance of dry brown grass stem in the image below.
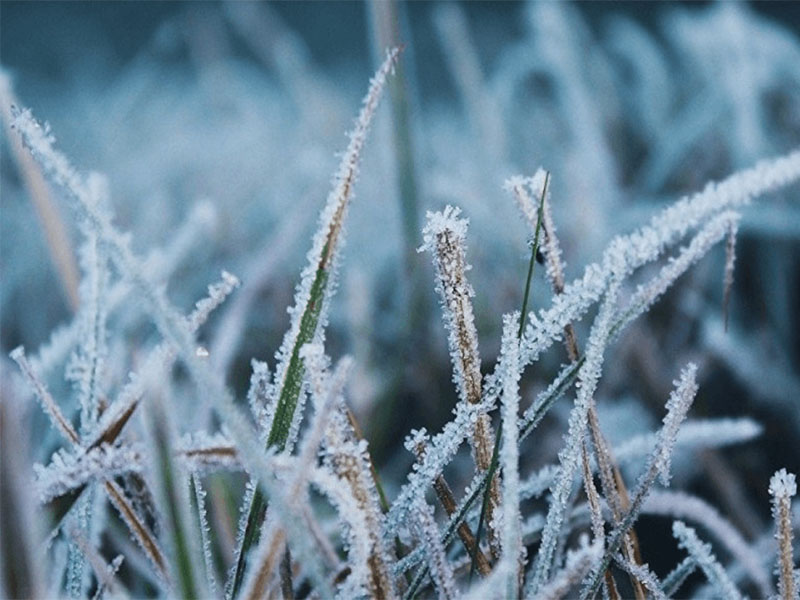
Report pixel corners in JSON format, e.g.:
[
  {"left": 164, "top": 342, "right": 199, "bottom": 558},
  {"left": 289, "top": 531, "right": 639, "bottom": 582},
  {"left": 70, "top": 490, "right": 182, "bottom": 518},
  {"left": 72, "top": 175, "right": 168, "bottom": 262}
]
[
  {"left": 0, "top": 75, "right": 80, "bottom": 311},
  {"left": 412, "top": 441, "right": 492, "bottom": 577},
  {"left": 328, "top": 435, "right": 394, "bottom": 598},
  {"left": 243, "top": 529, "right": 286, "bottom": 600},
  {"left": 769, "top": 469, "right": 797, "bottom": 600},
  {"left": 432, "top": 223, "right": 501, "bottom": 556},
  {"left": 104, "top": 479, "right": 168, "bottom": 581}
]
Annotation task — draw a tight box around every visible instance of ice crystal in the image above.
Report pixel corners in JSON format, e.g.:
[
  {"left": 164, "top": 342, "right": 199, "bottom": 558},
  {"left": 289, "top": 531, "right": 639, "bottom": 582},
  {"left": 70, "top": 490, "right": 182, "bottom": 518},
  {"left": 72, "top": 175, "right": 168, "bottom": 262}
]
[{"left": 673, "top": 520, "right": 743, "bottom": 600}]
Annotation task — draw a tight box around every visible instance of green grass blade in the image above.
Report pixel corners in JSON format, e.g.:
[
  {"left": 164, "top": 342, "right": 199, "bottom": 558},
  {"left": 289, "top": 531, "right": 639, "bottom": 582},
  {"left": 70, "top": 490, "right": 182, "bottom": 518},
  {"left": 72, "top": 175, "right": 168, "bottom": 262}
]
[
  {"left": 469, "top": 171, "right": 549, "bottom": 582},
  {"left": 147, "top": 399, "right": 199, "bottom": 599},
  {"left": 228, "top": 48, "right": 400, "bottom": 598},
  {"left": 229, "top": 265, "right": 328, "bottom": 597}
]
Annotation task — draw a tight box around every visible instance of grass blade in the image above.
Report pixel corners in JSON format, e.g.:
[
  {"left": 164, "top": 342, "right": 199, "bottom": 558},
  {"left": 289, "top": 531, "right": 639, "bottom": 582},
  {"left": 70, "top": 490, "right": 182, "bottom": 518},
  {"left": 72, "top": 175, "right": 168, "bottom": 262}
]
[
  {"left": 228, "top": 48, "right": 400, "bottom": 598},
  {"left": 469, "top": 171, "right": 549, "bottom": 582}
]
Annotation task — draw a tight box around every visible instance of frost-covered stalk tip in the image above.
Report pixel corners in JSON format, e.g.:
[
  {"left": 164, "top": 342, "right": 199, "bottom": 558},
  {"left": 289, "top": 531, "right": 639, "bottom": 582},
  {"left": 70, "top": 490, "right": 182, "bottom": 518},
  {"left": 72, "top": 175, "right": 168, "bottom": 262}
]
[
  {"left": 672, "top": 521, "right": 743, "bottom": 600},
  {"left": 769, "top": 469, "right": 797, "bottom": 600},
  {"left": 581, "top": 363, "right": 699, "bottom": 599},
  {"left": 419, "top": 205, "right": 483, "bottom": 411},
  {"left": 419, "top": 205, "right": 500, "bottom": 551}
]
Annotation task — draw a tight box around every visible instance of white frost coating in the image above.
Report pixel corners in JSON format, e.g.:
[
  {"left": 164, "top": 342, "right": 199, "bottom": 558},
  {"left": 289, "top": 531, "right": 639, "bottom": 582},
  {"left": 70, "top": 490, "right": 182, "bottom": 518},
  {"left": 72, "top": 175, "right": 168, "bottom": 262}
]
[
  {"left": 320, "top": 353, "right": 395, "bottom": 599},
  {"left": 504, "top": 169, "right": 549, "bottom": 230},
  {"left": 69, "top": 229, "right": 108, "bottom": 436},
  {"left": 419, "top": 205, "right": 482, "bottom": 408},
  {"left": 10, "top": 105, "right": 270, "bottom": 499},
  {"left": 239, "top": 353, "right": 351, "bottom": 600},
  {"left": 521, "top": 418, "right": 762, "bottom": 503},
  {"left": 498, "top": 312, "right": 523, "bottom": 598},
  {"left": 269, "top": 47, "right": 399, "bottom": 443},
  {"left": 82, "top": 268, "right": 238, "bottom": 452},
  {"left": 296, "top": 351, "right": 352, "bottom": 490},
  {"left": 388, "top": 155, "right": 800, "bottom": 552},
  {"left": 482, "top": 150, "right": 800, "bottom": 407},
  {"left": 770, "top": 469, "right": 798, "bottom": 499},
  {"left": 580, "top": 363, "right": 699, "bottom": 599},
  {"left": 616, "top": 211, "right": 741, "bottom": 339},
  {"left": 191, "top": 475, "right": 218, "bottom": 596},
  {"left": 769, "top": 468, "right": 797, "bottom": 600},
  {"left": 300, "top": 343, "right": 333, "bottom": 412},
  {"left": 536, "top": 537, "right": 602, "bottom": 600},
  {"left": 186, "top": 271, "right": 240, "bottom": 332},
  {"left": 654, "top": 364, "right": 699, "bottom": 486},
  {"left": 388, "top": 204, "right": 495, "bottom": 542},
  {"left": 30, "top": 199, "right": 216, "bottom": 378},
  {"left": 35, "top": 444, "right": 142, "bottom": 504},
  {"left": 661, "top": 556, "right": 697, "bottom": 598},
  {"left": 384, "top": 389, "right": 492, "bottom": 539},
  {"left": 10, "top": 345, "right": 80, "bottom": 445},
  {"left": 613, "top": 418, "right": 762, "bottom": 466},
  {"left": 644, "top": 490, "right": 772, "bottom": 597},
  {"left": 613, "top": 556, "right": 667, "bottom": 600},
  {"left": 527, "top": 277, "right": 622, "bottom": 596},
  {"left": 225, "top": 477, "right": 257, "bottom": 600},
  {"left": 308, "top": 467, "right": 371, "bottom": 600},
  {"left": 520, "top": 464, "right": 560, "bottom": 501},
  {"left": 672, "top": 521, "right": 743, "bottom": 600},
  {"left": 414, "top": 497, "right": 457, "bottom": 600},
  {"left": 246, "top": 360, "right": 273, "bottom": 439},
  {"left": 177, "top": 431, "right": 240, "bottom": 473}
]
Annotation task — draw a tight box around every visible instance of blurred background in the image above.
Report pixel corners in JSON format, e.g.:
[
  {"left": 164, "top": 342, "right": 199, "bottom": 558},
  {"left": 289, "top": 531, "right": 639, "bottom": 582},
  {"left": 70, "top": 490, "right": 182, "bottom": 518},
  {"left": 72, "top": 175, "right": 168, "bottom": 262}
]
[{"left": 2, "top": 1, "right": 800, "bottom": 587}]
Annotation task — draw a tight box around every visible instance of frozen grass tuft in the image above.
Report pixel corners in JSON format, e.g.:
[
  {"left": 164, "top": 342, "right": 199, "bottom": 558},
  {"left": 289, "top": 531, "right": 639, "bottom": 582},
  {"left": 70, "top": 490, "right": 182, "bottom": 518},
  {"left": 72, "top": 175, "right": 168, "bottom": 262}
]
[{"left": 2, "top": 4, "right": 800, "bottom": 599}]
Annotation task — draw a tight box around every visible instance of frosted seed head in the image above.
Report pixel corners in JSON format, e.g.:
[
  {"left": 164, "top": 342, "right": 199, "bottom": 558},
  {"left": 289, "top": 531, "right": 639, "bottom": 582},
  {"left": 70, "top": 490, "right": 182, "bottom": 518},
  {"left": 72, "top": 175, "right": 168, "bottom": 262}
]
[{"left": 769, "top": 469, "right": 797, "bottom": 499}]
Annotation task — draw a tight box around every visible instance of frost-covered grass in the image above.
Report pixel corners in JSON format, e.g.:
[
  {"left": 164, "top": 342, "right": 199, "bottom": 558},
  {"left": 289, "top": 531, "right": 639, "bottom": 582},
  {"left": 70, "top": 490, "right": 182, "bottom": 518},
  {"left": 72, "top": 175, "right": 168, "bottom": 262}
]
[{"left": 2, "top": 2, "right": 800, "bottom": 599}]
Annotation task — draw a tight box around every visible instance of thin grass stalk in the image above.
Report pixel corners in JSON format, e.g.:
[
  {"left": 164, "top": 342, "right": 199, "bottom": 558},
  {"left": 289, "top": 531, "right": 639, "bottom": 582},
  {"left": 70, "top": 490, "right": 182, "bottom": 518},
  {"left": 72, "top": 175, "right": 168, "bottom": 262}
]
[
  {"left": 420, "top": 206, "right": 501, "bottom": 557},
  {"left": 497, "top": 313, "right": 523, "bottom": 598},
  {"left": 722, "top": 222, "right": 737, "bottom": 331},
  {"left": 144, "top": 393, "right": 201, "bottom": 599},
  {"left": 240, "top": 350, "right": 354, "bottom": 600},
  {"left": 471, "top": 174, "right": 549, "bottom": 581},
  {"left": 660, "top": 556, "right": 696, "bottom": 597},
  {"left": 367, "top": 0, "right": 423, "bottom": 313},
  {"left": 769, "top": 469, "right": 797, "bottom": 600},
  {"left": 321, "top": 367, "right": 396, "bottom": 598},
  {"left": 0, "top": 389, "right": 44, "bottom": 600},
  {"left": 190, "top": 474, "right": 219, "bottom": 596},
  {"left": 642, "top": 490, "right": 771, "bottom": 596},
  {"left": 671, "top": 521, "right": 743, "bottom": 600},
  {"left": 0, "top": 72, "right": 80, "bottom": 311},
  {"left": 580, "top": 365, "right": 699, "bottom": 599},
  {"left": 230, "top": 48, "right": 399, "bottom": 597},
  {"left": 66, "top": 527, "right": 126, "bottom": 600},
  {"left": 612, "top": 555, "right": 666, "bottom": 600},
  {"left": 526, "top": 275, "right": 624, "bottom": 596},
  {"left": 34, "top": 271, "right": 240, "bottom": 529},
  {"left": 103, "top": 480, "right": 168, "bottom": 582},
  {"left": 279, "top": 548, "right": 294, "bottom": 600},
  {"left": 387, "top": 156, "right": 798, "bottom": 549}
]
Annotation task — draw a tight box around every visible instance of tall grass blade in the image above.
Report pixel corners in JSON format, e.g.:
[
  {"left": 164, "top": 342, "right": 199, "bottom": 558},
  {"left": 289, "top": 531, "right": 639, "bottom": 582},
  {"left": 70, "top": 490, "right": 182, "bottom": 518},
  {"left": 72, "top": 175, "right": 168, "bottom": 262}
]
[{"left": 228, "top": 47, "right": 400, "bottom": 598}]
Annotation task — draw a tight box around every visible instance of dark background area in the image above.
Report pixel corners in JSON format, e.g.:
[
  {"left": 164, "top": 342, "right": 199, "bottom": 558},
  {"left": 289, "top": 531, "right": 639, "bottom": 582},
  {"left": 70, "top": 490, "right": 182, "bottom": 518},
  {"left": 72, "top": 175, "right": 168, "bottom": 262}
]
[{"left": 3, "top": 1, "right": 799, "bottom": 101}]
